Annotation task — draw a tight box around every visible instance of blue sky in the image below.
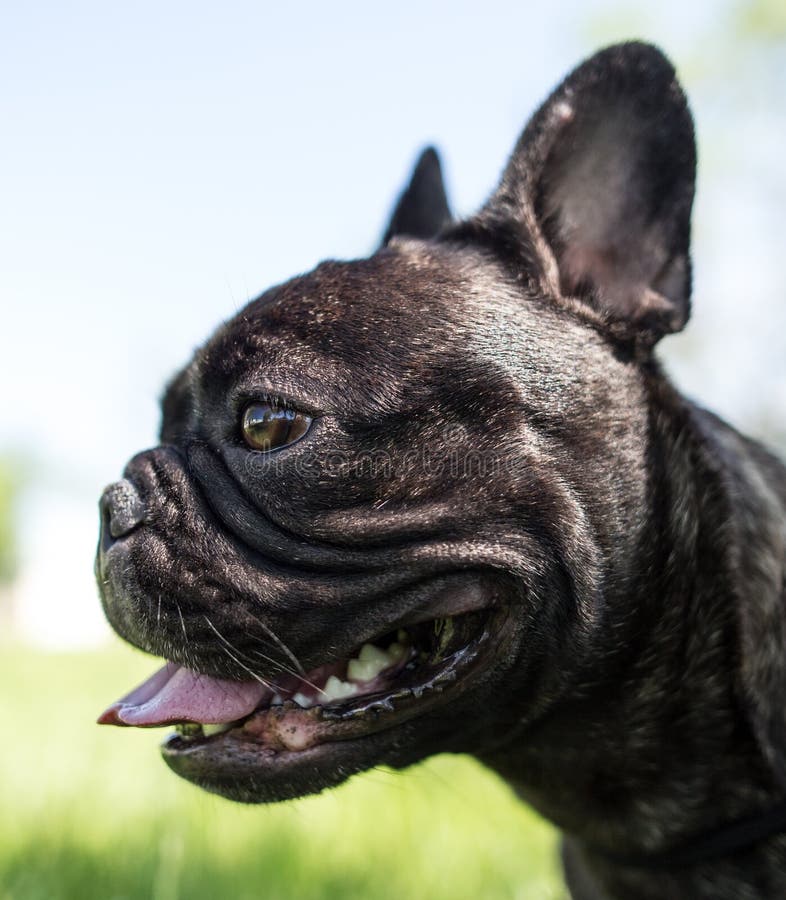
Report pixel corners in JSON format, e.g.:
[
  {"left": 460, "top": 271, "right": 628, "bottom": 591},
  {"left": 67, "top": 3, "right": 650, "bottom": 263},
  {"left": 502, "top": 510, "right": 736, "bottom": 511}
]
[{"left": 1, "top": 1, "right": 784, "bottom": 644}]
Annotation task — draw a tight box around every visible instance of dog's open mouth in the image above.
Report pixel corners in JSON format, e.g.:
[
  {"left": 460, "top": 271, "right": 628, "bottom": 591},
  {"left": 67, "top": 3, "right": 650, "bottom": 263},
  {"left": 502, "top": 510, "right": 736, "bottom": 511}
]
[{"left": 99, "top": 606, "right": 505, "bottom": 794}]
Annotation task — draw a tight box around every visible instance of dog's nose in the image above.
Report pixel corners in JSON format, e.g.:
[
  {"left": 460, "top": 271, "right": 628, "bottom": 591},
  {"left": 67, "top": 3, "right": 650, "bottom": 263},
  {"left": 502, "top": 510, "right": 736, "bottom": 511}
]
[{"left": 99, "top": 479, "right": 146, "bottom": 550}]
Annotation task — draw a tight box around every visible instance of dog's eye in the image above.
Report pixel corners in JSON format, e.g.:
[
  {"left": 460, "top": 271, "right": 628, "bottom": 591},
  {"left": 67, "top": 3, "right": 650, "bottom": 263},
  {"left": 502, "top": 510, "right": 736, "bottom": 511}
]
[{"left": 241, "top": 402, "right": 312, "bottom": 452}]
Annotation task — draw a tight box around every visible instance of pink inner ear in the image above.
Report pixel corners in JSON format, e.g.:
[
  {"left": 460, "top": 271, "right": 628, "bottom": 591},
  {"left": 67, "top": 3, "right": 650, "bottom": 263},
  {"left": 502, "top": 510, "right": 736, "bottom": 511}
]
[
  {"left": 517, "top": 48, "right": 695, "bottom": 340},
  {"left": 558, "top": 208, "right": 690, "bottom": 328},
  {"left": 560, "top": 240, "right": 640, "bottom": 316},
  {"left": 561, "top": 242, "right": 618, "bottom": 294}
]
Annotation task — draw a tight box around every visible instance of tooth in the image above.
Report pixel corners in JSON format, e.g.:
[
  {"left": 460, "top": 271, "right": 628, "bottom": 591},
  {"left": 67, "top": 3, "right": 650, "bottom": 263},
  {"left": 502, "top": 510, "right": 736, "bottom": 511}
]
[
  {"left": 175, "top": 723, "right": 202, "bottom": 737},
  {"left": 348, "top": 643, "right": 390, "bottom": 683},
  {"left": 322, "top": 675, "right": 359, "bottom": 702},
  {"left": 271, "top": 693, "right": 283, "bottom": 706},
  {"left": 292, "top": 692, "right": 314, "bottom": 708},
  {"left": 387, "top": 642, "right": 408, "bottom": 662},
  {"left": 202, "top": 722, "right": 233, "bottom": 737},
  {"left": 347, "top": 658, "right": 380, "bottom": 682},
  {"left": 359, "top": 643, "right": 390, "bottom": 666}
]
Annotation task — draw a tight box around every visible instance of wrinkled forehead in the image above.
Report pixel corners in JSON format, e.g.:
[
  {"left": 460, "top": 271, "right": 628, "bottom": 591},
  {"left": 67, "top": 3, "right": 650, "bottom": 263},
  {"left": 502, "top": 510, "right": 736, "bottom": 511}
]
[
  {"left": 195, "top": 244, "right": 491, "bottom": 411},
  {"left": 171, "top": 239, "right": 622, "bottom": 434}
]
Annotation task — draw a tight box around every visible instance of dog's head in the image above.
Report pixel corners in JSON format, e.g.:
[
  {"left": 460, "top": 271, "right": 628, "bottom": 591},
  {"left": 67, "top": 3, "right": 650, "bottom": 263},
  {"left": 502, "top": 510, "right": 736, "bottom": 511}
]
[{"left": 97, "top": 42, "right": 695, "bottom": 802}]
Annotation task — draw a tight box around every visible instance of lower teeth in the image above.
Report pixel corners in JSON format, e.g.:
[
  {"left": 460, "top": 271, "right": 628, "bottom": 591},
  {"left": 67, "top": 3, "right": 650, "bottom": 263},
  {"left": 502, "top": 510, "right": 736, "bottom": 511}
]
[
  {"left": 175, "top": 722, "right": 233, "bottom": 738},
  {"left": 172, "top": 622, "right": 443, "bottom": 730},
  {"left": 203, "top": 722, "right": 234, "bottom": 737},
  {"left": 175, "top": 723, "right": 202, "bottom": 737}
]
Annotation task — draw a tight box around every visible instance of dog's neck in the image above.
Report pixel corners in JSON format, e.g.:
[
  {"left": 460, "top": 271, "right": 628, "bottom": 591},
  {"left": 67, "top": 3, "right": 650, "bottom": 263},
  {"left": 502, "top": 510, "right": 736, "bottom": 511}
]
[{"left": 479, "top": 373, "right": 786, "bottom": 899}]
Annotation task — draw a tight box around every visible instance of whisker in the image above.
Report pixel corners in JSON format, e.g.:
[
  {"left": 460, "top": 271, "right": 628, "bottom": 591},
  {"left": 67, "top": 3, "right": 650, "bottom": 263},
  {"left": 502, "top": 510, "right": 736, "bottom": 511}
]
[
  {"left": 205, "top": 615, "right": 327, "bottom": 699},
  {"left": 202, "top": 616, "right": 276, "bottom": 692},
  {"left": 175, "top": 601, "right": 188, "bottom": 642},
  {"left": 243, "top": 646, "right": 328, "bottom": 698},
  {"left": 245, "top": 611, "right": 308, "bottom": 677},
  {"left": 245, "top": 646, "right": 310, "bottom": 681}
]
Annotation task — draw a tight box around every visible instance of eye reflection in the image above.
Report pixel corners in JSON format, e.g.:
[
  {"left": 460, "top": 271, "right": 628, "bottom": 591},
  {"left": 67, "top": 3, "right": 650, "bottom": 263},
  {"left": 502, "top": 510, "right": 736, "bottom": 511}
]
[{"left": 241, "top": 402, "right": 312, "bottom": 452}]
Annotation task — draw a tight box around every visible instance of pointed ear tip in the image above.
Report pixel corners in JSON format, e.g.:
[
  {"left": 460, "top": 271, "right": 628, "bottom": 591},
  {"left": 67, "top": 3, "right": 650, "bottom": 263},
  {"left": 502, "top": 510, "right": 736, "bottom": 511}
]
[
  {"left": 605, "top": 39, "right": 669, "bottom": 56},
  {"left": 413, "top": 144, "right": 440, "bottom": 165},
  {"left": 591, "top": 40, "right": 678, "bottom": 76}
]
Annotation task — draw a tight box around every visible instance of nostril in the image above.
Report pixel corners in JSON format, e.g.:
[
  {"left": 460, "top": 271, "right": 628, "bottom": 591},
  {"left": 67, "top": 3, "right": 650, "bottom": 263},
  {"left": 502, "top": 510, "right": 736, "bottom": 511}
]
[
  {"left": 99, "top": 501, "right": 115, "bottom": 554},
  {"left": 99, "top": 478, "right": 146, "bottom": 542}
]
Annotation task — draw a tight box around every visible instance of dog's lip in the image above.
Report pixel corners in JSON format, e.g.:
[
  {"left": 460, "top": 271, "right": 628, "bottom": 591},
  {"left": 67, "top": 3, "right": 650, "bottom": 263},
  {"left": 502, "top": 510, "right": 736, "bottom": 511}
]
[
  {"left": 97, "top": 570, "right": 503, "bottom": 727},
  {"left": 100, "top": 600, "right": 498, "bottom": 730},
  {"left": 157, "top": 603, "right": 513, "bottom": 797}
]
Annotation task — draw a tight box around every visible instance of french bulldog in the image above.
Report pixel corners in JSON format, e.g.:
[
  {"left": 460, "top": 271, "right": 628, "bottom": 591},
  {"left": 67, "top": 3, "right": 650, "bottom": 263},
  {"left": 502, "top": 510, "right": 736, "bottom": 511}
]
[{"left": 97, "top": 42, "right": 786, "bottom": 899}]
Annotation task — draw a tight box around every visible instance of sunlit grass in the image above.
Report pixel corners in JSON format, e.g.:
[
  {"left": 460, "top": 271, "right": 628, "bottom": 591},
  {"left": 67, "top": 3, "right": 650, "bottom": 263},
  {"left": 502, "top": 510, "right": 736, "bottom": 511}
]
[{"left": 0, "top": 644, "right": 561, "bottom": 899}]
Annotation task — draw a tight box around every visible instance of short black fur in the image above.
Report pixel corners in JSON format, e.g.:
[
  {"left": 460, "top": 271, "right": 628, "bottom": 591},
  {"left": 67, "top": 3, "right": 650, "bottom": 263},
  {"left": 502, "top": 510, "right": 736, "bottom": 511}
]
[{"left": 97, "top": 42, "right": 786, "bottom": 899}]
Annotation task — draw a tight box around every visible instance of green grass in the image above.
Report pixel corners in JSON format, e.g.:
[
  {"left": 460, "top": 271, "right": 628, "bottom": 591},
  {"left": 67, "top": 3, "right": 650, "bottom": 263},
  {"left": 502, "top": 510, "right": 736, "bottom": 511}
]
[{"left": 0, "top": 643, "right": 561, "bottom": 899}]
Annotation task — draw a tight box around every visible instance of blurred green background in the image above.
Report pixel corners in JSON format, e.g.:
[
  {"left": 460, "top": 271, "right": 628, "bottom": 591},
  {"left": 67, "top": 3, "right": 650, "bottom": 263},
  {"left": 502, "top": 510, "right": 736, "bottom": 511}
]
[
  {"left": 0, "top": 451, "right": 562, "bottom": 897},
  {"left": 1, "top": 1, "right": 784, "bottom": 898},
  {"left": 0, "top": 645, "right": 560, "bottom": 900}
]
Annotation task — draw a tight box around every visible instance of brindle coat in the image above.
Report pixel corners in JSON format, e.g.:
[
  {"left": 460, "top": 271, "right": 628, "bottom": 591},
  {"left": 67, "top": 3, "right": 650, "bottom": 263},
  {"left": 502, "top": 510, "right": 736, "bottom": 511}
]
[{"left": 98, "top": 43, "right": 786, "bottom": 898}]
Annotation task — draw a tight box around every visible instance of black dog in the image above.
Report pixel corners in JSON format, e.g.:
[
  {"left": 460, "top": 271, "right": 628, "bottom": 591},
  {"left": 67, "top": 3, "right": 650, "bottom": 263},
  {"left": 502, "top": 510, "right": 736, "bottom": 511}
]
[{"left": 97, "top": 43, "right": 786, "bottom": 899}]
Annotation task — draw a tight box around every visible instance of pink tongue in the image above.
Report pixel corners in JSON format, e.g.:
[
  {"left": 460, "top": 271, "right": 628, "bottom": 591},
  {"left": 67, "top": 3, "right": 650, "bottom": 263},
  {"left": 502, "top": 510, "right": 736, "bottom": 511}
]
[{"left": 97, "top": 662, "right": 270, "bottom": 727}]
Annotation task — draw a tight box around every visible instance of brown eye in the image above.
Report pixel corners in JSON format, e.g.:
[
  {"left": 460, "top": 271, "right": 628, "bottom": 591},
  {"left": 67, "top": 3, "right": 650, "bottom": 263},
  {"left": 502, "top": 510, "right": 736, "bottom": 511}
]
[{"left": 241, "top": 402, "right": 312, "bottom": 451}]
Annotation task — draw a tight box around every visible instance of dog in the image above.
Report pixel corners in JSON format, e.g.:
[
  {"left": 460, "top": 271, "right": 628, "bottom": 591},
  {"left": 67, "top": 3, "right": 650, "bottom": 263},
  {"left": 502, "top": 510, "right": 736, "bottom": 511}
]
[{"left": 96, "top": 42, "right": 786, "bottom": 899}]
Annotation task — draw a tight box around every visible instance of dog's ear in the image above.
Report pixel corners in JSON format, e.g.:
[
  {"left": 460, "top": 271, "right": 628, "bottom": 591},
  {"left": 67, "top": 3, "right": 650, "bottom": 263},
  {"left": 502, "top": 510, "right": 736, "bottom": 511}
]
[
  {"left": 452, "top": 42, "right": 696, "bottom": 346},
  {"left": 382, "top": 147, "right": 453, "bottom": 245}
]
